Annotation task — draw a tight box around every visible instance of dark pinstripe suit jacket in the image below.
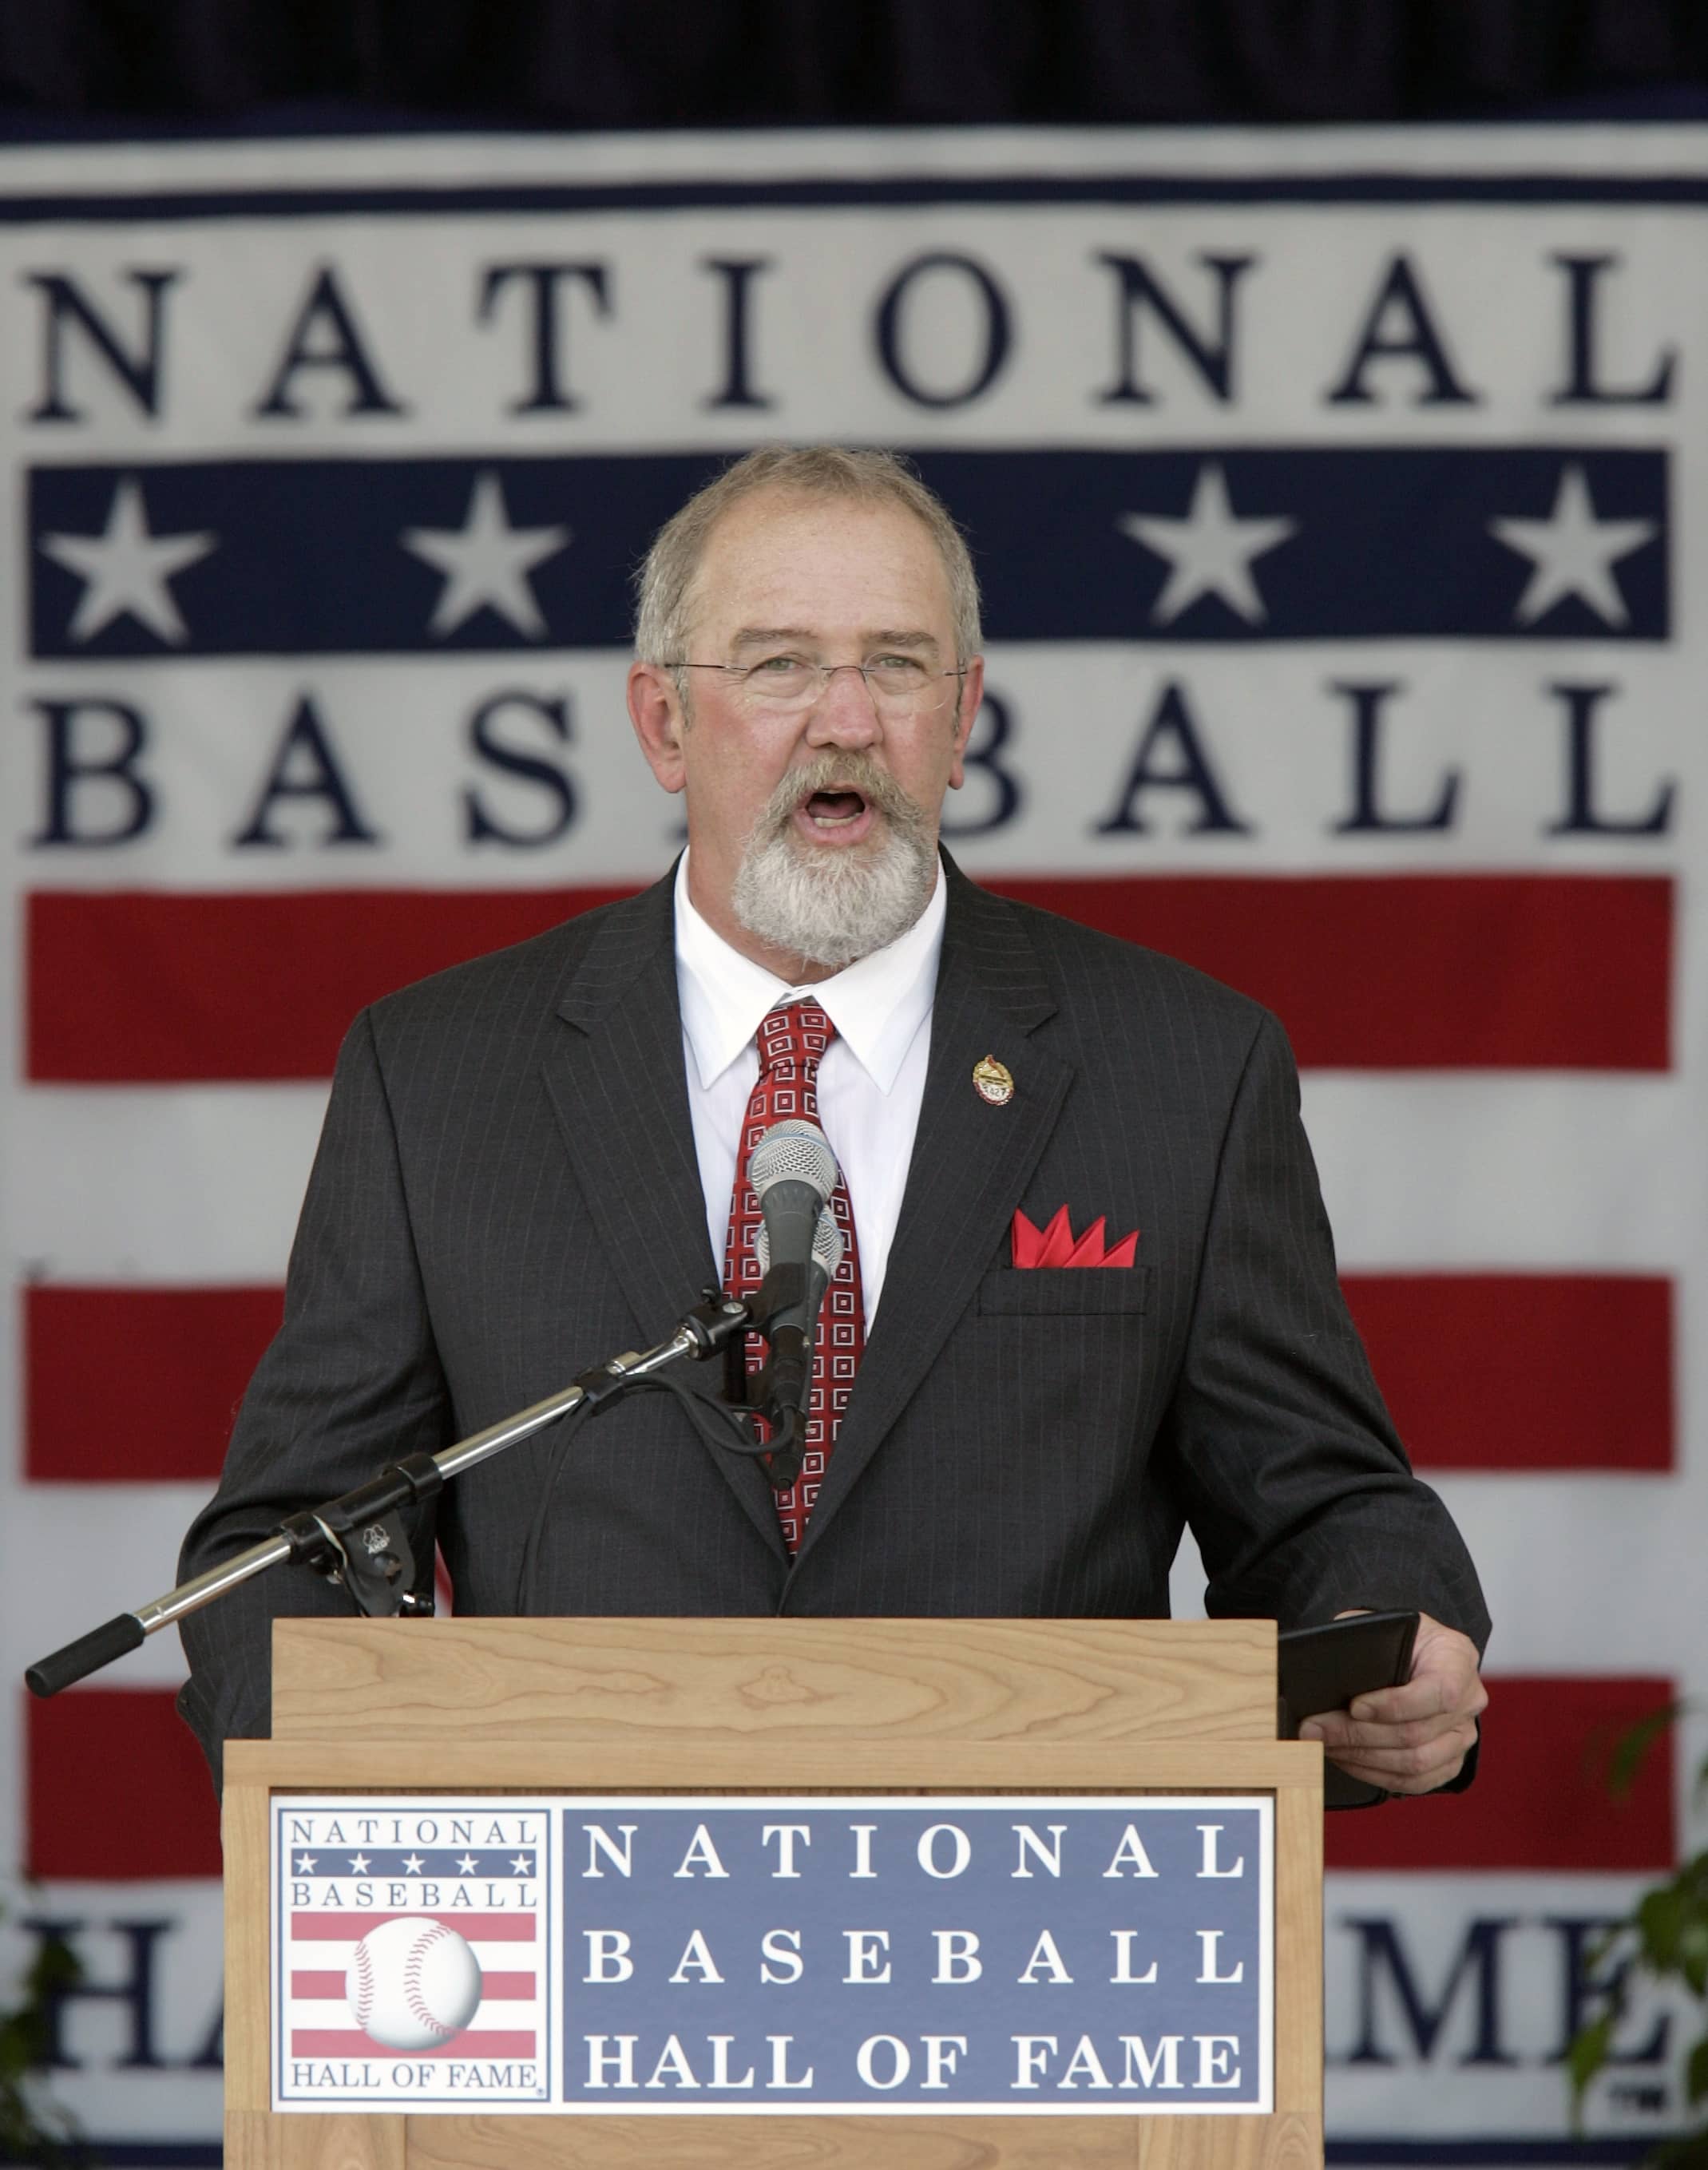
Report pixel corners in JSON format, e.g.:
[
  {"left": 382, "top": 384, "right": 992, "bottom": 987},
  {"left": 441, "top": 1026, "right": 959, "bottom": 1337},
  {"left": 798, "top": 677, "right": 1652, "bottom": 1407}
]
[{"left": 176, "top": 856, "right": 1489, "bottom": 1774}]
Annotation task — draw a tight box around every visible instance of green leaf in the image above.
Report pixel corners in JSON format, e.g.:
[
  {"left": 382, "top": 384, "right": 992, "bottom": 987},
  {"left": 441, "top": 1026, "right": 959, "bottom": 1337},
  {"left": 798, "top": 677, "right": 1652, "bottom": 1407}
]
[
  {"left": 0, "top": 1901, "right": 86, "bottom": 2166},
  {"left": 1687, "top": 2029, "right": 1708, "bottom": 2108},
  {"left": 1639, "top": 1883, "right": 1690, "bottom": 1972},
  {"left": 1567, "top": 2009, "right": 1617, "bottom": 2105},
  {"left": 1603, "top": 1701, "right": 1687, "bottom": 1800},
  {"left": 1582, "top": 1920, "right": 1635, "bottom": 1978}
]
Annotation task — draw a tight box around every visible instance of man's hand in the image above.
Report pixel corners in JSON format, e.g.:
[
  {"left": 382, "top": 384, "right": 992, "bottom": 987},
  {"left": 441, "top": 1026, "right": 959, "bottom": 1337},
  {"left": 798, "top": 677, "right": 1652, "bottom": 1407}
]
[{"left": 1298, "top": 1612, "right": 1487, "bottom": 1795}]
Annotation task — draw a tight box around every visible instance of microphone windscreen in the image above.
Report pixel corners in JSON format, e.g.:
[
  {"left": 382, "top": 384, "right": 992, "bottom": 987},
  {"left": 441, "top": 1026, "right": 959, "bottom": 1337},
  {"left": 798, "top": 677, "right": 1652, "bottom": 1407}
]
[
  {"left": 812, "top": 1206, "right": 846, "bottom": 1279},
  {"left": 755, "top": 1205, "right": 843, "bottom": 1280},
  {"left": 750, "top": 1119, "right": 839, "bottom": 1205}
]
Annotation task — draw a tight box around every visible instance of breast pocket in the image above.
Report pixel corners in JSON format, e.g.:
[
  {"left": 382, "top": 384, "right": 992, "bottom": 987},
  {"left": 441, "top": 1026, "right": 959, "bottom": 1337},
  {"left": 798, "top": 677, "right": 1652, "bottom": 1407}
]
[{"left": 976, "top": 1265, "right": 1153, "bottom": 1317}]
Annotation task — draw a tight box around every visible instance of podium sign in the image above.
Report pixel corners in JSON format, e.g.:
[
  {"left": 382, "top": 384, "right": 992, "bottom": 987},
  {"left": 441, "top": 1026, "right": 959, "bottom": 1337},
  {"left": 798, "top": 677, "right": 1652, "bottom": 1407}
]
[
  {"left": 225, "top": 1615, "right": 1322, "bottom": 2167},
  {"left": 272, "top": 1793, "right": 1273, "bottom": 2117}
]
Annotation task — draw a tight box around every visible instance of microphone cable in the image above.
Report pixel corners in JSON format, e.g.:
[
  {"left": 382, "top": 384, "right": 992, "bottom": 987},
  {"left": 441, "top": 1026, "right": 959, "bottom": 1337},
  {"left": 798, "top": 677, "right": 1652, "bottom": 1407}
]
[{"left": 513, "top": 1371, "right": 771, "bottom": 1618}]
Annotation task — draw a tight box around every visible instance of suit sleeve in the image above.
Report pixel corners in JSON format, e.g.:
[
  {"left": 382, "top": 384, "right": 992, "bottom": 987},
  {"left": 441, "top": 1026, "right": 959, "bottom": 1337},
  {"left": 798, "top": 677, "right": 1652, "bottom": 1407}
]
[
  {"left": 175, "top": 1007, "right": 451, "bottom": 1784},
  {"left": 1159, "top": 1009, "right": 1491, "bottom": 1653}
]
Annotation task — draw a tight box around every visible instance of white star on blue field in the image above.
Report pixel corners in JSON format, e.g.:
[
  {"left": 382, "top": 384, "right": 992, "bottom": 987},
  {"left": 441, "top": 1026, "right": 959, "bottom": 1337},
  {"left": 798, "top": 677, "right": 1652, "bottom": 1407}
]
[
  {"left": 1488, "top": 463, "right": 1659, "bottom": 628},
  {"left": 402, "top": 470, "right": 570, "bottom": 637},
  {"left": 1118, "top": 461, "right": 1298, "bottom": 626},
  {"left": 39, "top": 477, "right": 216, "bottom": 644}
]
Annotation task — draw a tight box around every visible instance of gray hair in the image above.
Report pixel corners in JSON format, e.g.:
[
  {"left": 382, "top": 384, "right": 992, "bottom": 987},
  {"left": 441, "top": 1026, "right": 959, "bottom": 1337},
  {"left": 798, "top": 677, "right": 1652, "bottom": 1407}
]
[{"left": 633, "top": 445, "right": 983, "bottom": 672}]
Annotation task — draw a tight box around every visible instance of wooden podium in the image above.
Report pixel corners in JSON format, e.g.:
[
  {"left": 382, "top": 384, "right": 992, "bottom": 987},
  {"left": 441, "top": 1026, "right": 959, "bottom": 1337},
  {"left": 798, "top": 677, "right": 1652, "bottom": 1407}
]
[{"left": 224, "top": 1616, "right": 1323, "bottom": 2168}]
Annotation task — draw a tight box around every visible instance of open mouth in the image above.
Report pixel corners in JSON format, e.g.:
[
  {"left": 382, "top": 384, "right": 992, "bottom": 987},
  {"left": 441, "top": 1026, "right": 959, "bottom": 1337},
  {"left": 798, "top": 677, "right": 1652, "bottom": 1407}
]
[{"left": 800, "top": 786, "right": 871, "bottom": 830}]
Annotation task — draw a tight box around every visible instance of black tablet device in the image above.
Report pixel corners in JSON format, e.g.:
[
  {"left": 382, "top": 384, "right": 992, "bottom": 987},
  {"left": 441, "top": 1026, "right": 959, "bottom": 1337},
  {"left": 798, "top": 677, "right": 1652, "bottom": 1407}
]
[{"left": 1278, "top": 1610, "right": 1420, "bottom": 1810}]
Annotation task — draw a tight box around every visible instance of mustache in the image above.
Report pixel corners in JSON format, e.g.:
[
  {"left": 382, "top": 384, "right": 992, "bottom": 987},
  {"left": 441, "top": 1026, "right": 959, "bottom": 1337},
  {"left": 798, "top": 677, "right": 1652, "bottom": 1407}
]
[{"left": 752, "top": 751, "right": 929, "bottom": 841}]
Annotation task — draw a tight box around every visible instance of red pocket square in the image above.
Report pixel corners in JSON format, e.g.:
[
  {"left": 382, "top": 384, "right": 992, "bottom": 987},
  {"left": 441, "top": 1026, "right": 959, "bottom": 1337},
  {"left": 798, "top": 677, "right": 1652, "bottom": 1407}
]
[{"left": 1012, "top": 1206, "right": 1139, "bottom": 1269}]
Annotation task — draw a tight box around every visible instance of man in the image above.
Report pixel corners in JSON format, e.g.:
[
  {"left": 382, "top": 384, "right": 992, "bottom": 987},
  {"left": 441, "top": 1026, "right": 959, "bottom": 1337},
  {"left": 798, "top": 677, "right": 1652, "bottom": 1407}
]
[{"left": 177, "top": 446, "right": 1488, "bottom": 1796}]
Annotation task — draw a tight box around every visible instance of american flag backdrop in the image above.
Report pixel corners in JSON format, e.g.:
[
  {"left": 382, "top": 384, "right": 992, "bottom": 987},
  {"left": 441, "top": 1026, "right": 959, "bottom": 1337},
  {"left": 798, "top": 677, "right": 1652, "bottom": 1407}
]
[{"left": 1, "top": 126, "right": 1705, "bottom": 2165}]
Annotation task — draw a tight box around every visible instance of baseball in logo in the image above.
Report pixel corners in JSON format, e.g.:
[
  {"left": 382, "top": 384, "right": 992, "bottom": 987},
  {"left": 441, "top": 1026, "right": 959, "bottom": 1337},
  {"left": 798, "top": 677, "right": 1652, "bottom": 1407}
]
[{"left": 346, "top": 1917, "right": 483, "bottom": 2052}]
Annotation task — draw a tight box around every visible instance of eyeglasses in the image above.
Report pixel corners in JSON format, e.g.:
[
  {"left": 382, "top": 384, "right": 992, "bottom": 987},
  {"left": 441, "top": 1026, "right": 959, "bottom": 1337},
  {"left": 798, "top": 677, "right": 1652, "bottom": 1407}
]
[{"left": 675, "top": 655, "right": 966, "bottom": 717}]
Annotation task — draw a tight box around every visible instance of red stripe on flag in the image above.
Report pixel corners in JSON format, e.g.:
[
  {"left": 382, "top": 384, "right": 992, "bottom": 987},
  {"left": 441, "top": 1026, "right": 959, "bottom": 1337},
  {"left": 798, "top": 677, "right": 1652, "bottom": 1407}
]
[
  {"left": 26, "top": 873, "right": 1670, "bottom": 1082},
  {"left": 26, "top": 1687, "right": 220, "bottom": 1879},
  {"left": 985, "top": 873, "right": 1670, "bottom": 1071},
  {"left": 1325, "top": 1676, "right": 1675, "bottom": 1872},
  {"left": 34, "top": 1273, "right": 1670, "bottom": 1483},
  {"left": 25, "top": 1285, "right": 283, "bottom": 1482},
  {"left": 291, "top": 1914, "right": 537, "bottom": 1940},
  {"left": 27, "top": 886, "right": 639, "bottom": 1083},
  {"left": 291, "top": 1969, "right": 536, "bottom": 2001},
  {"left": 1341, "top": 1273, "right": 1674, "bottom": 1471},
  {"left": 289, "top": 2030, "right": 537, "bottom": 2058}
]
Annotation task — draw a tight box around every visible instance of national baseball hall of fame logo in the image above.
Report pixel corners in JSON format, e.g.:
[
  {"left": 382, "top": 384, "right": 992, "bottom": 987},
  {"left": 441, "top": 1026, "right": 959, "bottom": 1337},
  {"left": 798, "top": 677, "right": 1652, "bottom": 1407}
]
[
  {"left": 271, "top": 1795, "right": 1272, "bottom": 2116},
  {"left": 273, "top": 1798, "right": 557, "bottom": 2108}
]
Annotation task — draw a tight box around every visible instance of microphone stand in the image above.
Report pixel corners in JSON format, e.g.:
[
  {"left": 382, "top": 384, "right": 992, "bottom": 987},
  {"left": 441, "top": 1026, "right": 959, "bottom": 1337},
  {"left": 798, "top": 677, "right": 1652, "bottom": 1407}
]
[{"left": 24, "top": 1273, "right": 806, "bottom": 1701}]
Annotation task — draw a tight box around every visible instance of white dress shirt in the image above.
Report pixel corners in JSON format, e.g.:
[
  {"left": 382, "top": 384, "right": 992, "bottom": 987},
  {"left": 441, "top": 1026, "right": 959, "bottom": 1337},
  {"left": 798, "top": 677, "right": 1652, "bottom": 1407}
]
[{"left": 673, "top": 852, "right": 945, "bottom": 1328}]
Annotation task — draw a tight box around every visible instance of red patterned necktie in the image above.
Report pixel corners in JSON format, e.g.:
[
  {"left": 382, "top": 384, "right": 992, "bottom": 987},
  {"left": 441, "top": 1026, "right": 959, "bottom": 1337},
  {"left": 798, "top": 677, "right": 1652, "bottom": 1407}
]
[{"left": 723, "top": 1001, "right": 866, "bottom": 1554}]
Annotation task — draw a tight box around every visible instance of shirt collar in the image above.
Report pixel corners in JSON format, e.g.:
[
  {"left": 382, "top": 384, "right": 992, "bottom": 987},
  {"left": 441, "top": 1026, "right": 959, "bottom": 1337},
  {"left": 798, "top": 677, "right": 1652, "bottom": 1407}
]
[{"left": 674, "top": 850, "right": 945, "bottom": 1095}]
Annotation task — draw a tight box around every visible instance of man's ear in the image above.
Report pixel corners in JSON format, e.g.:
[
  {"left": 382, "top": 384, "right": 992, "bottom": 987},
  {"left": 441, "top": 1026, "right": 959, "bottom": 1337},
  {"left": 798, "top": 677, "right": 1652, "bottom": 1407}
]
[
  {"left": 628, "top": 661, "right": 688, "bottom": 793},
  {"left": 945, "top": 655, "right": 985, "bottom": 790}
]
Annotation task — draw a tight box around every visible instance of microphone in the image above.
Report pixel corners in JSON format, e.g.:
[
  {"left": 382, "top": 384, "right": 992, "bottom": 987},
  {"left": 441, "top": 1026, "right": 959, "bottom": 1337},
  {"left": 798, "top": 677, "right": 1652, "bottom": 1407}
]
[
  {"left": 747, "top": 1119, "right": 837, "bottom": 1329},
  {"left": 747, "top": 1119, "right": 842, "bottom": 1483},
  {"left": 753, "top": 1205, "right": 844, "bottom": 1485}
]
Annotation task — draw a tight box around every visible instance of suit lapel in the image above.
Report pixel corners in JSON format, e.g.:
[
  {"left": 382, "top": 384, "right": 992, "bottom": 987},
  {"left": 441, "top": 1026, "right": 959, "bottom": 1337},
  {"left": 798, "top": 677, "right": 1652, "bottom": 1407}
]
[
  {"left": 792, "top": 864, "right": 1072, "bottom": 1568},
  {"left": 540, "top": 874, "right": 786, "bottom": 1558}
]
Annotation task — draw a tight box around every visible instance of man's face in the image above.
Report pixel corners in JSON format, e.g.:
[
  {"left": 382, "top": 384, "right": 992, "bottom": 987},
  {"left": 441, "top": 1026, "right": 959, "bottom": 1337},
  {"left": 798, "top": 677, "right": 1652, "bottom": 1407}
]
[{"left": 628, "top": 488, "right": 983, "bottom": 975}]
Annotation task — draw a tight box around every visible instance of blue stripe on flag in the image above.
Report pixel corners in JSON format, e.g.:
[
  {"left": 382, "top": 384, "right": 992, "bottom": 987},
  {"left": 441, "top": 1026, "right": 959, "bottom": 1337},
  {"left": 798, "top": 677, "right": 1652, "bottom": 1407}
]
[{"left": 26, "top": 446, "right": 1667, "bottom": 657}]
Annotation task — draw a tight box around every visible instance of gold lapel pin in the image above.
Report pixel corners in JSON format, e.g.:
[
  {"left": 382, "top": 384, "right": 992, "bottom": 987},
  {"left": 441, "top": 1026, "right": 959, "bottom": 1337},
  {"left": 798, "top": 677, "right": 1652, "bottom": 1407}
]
[{"left": 973, "top": 1055, "right": 1014, "bottom": 1107}]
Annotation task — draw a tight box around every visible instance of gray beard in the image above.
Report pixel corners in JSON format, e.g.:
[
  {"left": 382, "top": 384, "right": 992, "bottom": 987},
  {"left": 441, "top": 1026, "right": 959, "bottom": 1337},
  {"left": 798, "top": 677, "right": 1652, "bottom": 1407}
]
[{"left": 730, "top": 758, "right": 937, "bottom": 971}]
